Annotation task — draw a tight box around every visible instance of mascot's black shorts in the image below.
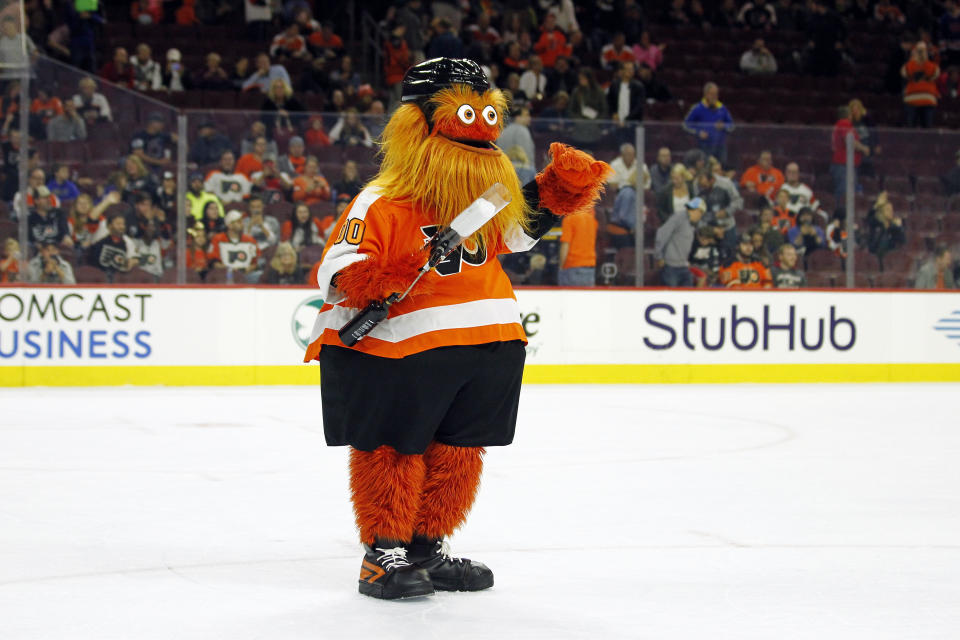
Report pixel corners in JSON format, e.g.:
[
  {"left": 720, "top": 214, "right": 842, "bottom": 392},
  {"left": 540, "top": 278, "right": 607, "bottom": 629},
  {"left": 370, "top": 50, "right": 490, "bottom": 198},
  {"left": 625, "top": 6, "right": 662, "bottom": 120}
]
[{"left": 319, "top": 341, "right": 526, "bottom": 455}]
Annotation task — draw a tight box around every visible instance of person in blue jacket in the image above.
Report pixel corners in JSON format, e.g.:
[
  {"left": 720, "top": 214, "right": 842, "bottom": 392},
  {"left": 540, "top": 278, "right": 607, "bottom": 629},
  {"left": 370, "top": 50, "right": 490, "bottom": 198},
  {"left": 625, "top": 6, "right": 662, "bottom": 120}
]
[{"left": 682, "top": 82, "right": 735, "bottom": 165}]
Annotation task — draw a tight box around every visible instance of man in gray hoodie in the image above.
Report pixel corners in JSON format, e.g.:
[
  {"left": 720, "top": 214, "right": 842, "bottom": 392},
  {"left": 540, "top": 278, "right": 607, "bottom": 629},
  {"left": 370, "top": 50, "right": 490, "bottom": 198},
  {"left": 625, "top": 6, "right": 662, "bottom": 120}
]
[
  {"left": 915, "top": 246, "right": 955, "bottom": 289},
  {"left": 655, "top": 197, "right": 705, "bottom": 287}
]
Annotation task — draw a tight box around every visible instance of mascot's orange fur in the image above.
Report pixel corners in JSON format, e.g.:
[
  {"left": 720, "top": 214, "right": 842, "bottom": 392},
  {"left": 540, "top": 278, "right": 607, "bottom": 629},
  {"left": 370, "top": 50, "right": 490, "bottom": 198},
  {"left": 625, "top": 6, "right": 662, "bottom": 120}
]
[{"left": 307, "top": 58, "right": 611, "bottom": 599}]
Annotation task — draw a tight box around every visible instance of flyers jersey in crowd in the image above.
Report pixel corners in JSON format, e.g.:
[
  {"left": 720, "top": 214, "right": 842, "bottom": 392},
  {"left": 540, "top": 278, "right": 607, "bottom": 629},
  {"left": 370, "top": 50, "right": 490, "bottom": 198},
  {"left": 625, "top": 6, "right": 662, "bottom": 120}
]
[
  {"left": 304, "top": 187, "right": 536, "bottom": 361},
  {"left": 719, "top": 259, "right": 773, "bottom": 289},
  {"left": 208, "top": 233, "right": 260, "bottom": 270}
]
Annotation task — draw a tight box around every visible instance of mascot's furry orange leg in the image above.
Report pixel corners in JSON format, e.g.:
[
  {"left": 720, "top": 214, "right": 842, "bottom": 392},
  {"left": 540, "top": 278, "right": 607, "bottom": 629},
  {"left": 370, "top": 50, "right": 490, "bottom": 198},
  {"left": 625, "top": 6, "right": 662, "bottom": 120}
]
[
  {"left": 414, "top": 442, "right": 485, "bottom": 539},
  {"left": 349, "top": 446, "right": 425, "bottom": 545}
]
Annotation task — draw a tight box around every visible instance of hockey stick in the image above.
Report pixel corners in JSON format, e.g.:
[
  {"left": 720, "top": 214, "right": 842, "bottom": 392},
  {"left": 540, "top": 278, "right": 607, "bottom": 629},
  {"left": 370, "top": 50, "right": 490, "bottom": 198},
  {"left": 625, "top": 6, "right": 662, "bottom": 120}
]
[{"left": 338, "top": 183, "right": 513, "bottom": 346}]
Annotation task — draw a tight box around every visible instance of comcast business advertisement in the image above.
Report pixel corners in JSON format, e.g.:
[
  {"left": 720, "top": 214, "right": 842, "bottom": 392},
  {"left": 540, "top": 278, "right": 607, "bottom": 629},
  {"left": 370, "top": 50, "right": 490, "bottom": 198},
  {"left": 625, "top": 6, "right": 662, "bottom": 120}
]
[{"left": 0, "top": 288, "right": 958, "bottom": 381}]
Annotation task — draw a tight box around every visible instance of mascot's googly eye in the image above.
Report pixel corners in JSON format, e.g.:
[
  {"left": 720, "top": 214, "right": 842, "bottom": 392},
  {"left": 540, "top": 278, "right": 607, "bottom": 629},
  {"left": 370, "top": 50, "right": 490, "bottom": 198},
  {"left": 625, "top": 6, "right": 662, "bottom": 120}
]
[
  {"left": 481, "top": 106, "right": 498, "bottom": 125},
  {"left": 456, "top": 104, "right": 476, "bottom": 125}
]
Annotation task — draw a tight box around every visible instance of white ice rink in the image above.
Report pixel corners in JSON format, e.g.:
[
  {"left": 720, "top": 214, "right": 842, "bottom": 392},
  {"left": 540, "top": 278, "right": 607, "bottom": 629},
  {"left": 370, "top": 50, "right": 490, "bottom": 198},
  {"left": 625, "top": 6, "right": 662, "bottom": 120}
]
[{"left": 1, "top": 384, "right": 958, "bottom": 640}]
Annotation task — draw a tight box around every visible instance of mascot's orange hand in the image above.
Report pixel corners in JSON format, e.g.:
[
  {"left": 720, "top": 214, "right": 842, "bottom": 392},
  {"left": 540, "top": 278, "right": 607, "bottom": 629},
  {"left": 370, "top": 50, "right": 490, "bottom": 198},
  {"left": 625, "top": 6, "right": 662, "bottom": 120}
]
[
  {"left": 335, "top": 249, "right": 434, "bottom": 309},
  {"left": 535, "top": 142, "right": 613, "bottom": 217}
]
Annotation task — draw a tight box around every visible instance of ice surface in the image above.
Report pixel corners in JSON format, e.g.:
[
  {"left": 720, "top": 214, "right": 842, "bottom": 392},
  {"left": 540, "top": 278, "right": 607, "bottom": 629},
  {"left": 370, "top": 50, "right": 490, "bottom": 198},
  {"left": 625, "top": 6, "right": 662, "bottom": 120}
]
[{"left": 1, "top": 384, "right": 958, "bottom": 640}]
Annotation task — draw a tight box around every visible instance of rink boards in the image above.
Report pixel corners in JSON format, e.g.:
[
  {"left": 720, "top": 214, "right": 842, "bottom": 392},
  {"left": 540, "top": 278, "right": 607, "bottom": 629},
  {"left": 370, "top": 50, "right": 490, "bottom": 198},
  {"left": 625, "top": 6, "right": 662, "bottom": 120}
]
[{"left": 0, "top": 286, "right": 959, "bottom": 386}]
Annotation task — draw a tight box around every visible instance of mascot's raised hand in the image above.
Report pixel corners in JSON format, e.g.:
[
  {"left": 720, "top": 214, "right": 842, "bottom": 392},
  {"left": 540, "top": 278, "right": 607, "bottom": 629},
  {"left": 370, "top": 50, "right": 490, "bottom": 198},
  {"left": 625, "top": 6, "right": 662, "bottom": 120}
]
[{"left": 534, "top": 142, "right": 613, "bottom": 218}]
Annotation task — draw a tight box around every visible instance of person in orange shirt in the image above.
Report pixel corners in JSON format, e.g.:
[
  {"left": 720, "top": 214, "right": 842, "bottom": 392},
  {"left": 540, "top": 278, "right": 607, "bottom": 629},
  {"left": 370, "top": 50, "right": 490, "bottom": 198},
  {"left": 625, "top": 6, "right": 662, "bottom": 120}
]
[
  {"left": 558, "top": 208, "right": 597, "bottom": 286},
  {"left": 291, "top": 156, "right": 331, "bottom": 204},
  {"left": 901, "top": 41, "right": 940, "bottom": 128},
  {"left": 308, "top": 21, "right": 344, "bottom": 58},
  {"left": 719, "top": 234, "right": 773, "bottom": 289},
  {"left": 0, "top": 238, "right": 20, "bottom": 283},
  {"left": 30, "top": 88, "right": 63, "bottom": 128},
  {"left": 739, "top": 150, "right": 784, "bottom": 202},
  {"left": 770, "top": 189, "right": 795, "bottom": 232},
  {"left": 235, "top": 136, "right": 267, "bottom": 179},
  {"left": 533, "top": 13, "right": 571, "bottom": 68}
]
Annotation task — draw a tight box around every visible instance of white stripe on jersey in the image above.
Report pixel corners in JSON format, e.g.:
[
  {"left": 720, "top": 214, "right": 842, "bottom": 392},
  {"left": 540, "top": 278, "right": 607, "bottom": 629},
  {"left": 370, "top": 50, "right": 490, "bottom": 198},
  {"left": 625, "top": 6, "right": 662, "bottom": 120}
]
[
  {"left": 309, "top": 297, "right": 521, "bottom": 345},
  {"left": 315, "top": 186, "right": 382, "bottom": 303}
]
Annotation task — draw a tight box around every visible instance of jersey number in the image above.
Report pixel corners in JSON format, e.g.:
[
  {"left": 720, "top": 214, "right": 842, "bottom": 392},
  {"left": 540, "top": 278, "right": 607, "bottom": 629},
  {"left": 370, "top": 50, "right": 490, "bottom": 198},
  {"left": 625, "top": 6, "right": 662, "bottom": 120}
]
[{"left": 335, "top": 219, "right": 365, "bottom": 245}]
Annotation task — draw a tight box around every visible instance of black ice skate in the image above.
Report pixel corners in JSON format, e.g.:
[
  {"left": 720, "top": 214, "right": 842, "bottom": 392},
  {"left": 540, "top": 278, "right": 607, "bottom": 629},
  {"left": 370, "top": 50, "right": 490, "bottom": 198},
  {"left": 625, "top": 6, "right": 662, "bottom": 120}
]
[
  {"left": 406, "top": 536, "right": 494, "bottom": 592},
  {"left": 358, "top": 542, "right": 435, "bottom": 600}
]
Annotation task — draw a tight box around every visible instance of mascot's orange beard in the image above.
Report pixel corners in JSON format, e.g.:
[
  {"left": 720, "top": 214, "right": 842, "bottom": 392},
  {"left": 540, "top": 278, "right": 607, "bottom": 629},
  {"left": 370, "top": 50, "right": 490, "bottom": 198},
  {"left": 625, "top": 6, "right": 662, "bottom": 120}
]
[{"left": 367, "top": 102, "right": 532, "bottom": 251}]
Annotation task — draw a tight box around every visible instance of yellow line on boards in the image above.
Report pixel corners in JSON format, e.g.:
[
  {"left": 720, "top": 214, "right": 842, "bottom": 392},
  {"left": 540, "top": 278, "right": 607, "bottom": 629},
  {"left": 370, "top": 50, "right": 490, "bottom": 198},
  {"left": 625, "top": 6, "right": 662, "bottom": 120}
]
[{"left": 2, "top": 364, "right": 960, "bottom": 387}]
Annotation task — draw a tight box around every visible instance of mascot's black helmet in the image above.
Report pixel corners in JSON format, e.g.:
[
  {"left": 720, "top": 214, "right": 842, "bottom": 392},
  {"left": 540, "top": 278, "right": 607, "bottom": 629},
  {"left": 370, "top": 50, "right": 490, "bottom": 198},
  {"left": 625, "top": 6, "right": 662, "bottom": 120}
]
[{"left": 401, "top": 58, "right": 490, "bottom": 127}]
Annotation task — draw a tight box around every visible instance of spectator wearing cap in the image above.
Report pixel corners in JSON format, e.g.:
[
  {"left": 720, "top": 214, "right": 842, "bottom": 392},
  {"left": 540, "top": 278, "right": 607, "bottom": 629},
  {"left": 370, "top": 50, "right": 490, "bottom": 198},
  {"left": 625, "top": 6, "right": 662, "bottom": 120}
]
[
  {"left": 190, "top": 120, "right": 233, "bottom": 166},
  {"left": 236, "top": 136, "right": 270, "bottom": 179},
  {"left": 47, "top": 164, "right": 80, "bottom": 204},
  {"left": 242, "top": 52, "right": 292, "bottom": 94},
  {"left": 719, "top": 234, "right": 773, "bottom": 289},
  {"left": 292, "top": 156, "right": 331, "bottom": 204},
  {"left": 689, "top": 225, "right": 729, "bottom": 287},
  {"left": 260, "top": 77, "right": 304, "bottom": 139},
  {"left": 208, "top": 210, "right": 261, "bottom": 273},
  {"left": 558, "top": 207, "right": 598, "bottom": 287},
  {"left": 161, "top": 48, "right": 190, "bottom": 92},
  {"left": 88, "top": 213, "right": 138, "bottom": 279},
  {"left": 333, "top": 160, "right": 363, "bottom": 201},
  {"left": 205, "top": 151, "right": 252, "bottom": 204},
  {"left": 131, "top": 43, "right": 162, "bottom": 91},
  {"left": 99, "top": 47, "right": 135, "bottom": 88},
  {"left": 682, "top": 82, "right": 734, "bottom": 165},
  {"left": 771, "top": 244, "right": 807, "bottom": 289},
  {"left": 277, "top": 136, "right": 307, "bottom": 177},
  {"left": 27, "top": 239, "right": 76, "bottom": 284},
  {"left": 28, "top": 186, "right": 73, "bottom": 248},
  {"left": 130, "top": 113, "right": 175, "bottom": 169},
  {"left": 72, "top": 77, "right": 112, "bottom": 123},
  {"left": 915, "top": 246, "right": 956, "bottom": 289},
  {"left": 655, "top": 197, "right": 705, "bottom": 288},
  {"left": 155, "top": 170, "right": 177, "bottom": 215},
  {"left": 46, "top": 99, "right": 87, "bottom": 142}
]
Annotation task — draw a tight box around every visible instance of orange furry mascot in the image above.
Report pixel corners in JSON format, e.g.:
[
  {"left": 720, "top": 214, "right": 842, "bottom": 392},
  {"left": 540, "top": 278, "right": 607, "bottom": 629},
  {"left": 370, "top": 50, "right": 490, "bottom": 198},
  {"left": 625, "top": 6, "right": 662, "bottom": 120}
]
[{"left": 304, "top": 58, "right": 611, "bottom": 599}]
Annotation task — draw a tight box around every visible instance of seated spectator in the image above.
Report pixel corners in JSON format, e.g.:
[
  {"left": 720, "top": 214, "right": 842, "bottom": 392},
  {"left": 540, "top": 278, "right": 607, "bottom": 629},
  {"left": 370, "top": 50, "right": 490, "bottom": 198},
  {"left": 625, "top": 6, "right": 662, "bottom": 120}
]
[
  {"left": 901, "top": 41, "right": 941, "bottom": 128},
  {"left": 719, "top": 234, "right": 773, "bottom": 289},
  {"left": 99, "top": 47, "right": 134, "bottom": 87},
  {"left": 329, "top": 55, "right": 363, "bottom": 95},
  {"left": 204, "top": 150, "right": 252, "bottom": 204},
  {"left": 695, "top": 169, "right": 743, "bottom": 224},
  {"left": 186, "top": 172, "right": 221, "bottom": 221},
  {"left": 282, "top": 202, "right": 329, "bottom": 250},
  {"left": 534, "top": 12, "right": 571, "bottom": 68},
  {"left": 270, "top": 22, "right": 308, "bottom": 60},
  {"left": 241, "top": 120, "right": 279, "bottom": 158},
  {"left": 749, "top": 225, "right": 774, "bottom": 267},
  {"left": 131, "top": 0, "right": 162, "bottom": 24},
  {"left": 502, "top": 42, "right": 529, "bottom": 76},
  {"left": 88, "top": 212, "right": 138, "bottom": 278},
  {"left": 292, "top": 7, "right": 320, "bottom": 39},
  {"left": 825, "top": 210, "right": 849, "bottom": 259},
  {"left": 259, "top": 241, "right": 306, "bottom": 284},
  {"left": 333, "top": 160, "right": 363, "bottom": 201},
  {"left": 121, "top": 154, "right": 158, "bottom": 200},
  {"left": 200, "top": 200, "right": 226, "bottom": 235},
  {"left": 160, "top": 48, "right": 190, "bottom": 92},
  {"left": 568, "top": 67, "right": 607, "bottom": 122},
  {"left": 309, "top": 20, "right": 344, "bottom": 59},
  {"left": 502, "top": 72, "right": 529, "bottom": 109},
  {"left": 740, "top": 150, "right": 784, "bottom": 202},
  {"left": 655, "top": 197, "right": 705, "bottom": 287},
  {"left": 186, "top": 223, "right": 209, "bottom": 276},
  {"left": 72, "top": 77, "right": 112, "bottom": 123},
  {"left": 757, "top": 206, "right": 786, "bottom": 255},
  {"left": 304, "top": 115, "right": 331, "bottom": 151},
  {"left": 130, "top": 112, "right": 175, "bottom": 169},
  {"left": 655, "top": 163, "right": 694, "bottom": 223},
  {"left": 71, "top": 191, "right": 120, "bottom": 249},
  {"left": 650, "top": 147, "right": 673, "bottom": 193},
  {"left": 13, "top": 168, "right": 55, "bottom": 216},
  {"left": 208, "top": 210, "right": 261, "bottom": 274},
  {"left": 131, "top": 43, "right": 161, "bottom": 91},
  {"left": 637, "top": 64, "right": 672, "bottom": 102},
  {"left": 558, "top": 208, "right": 597, "bottom": 287},
  {"left": 261, "top": 78, "right": 304, "bottom": 139},
  {"left": 47, "top": 164, "right": 80, "bottom": 204},
  {"left": 291, "top": 156, "right": 331, "bottom": 204},
  {"left": 738, "top": 0, "right": 777, "bottom": 29},
  {"left": 740, "top": 38, "right": 778, "bottom": 74},
  {"left": 251, "top": 158, "right": 292, "bottom": 197},
  {"left": 519, "top": 55, "right": 548, "bottom": 103},
  {"left": 0, "top": 238, "right": 20, "bottom": 283},
  {"left": 601, "top": 32, "right": 636, "bottom": 70},
  {"left": 771, "top": 243, "right": 806, "bottom": 288},
  {"left": 195, "top": 52, "right": 231, "bottom": 90},
  {"left": 236, "top": 136, "right": 269, "bottom": 179},
  {"left": 28, "top": 186, "right": 73, "bottom": 248},
  {"left": 154, "top": 170, "right": 177, "bottom": 215},
  {"left": 30, "top": 87, "right": 63, "bottom": 138},
  {"left": 133, "top": 220, "right": 163, "bottom": 281},
  {"left": 242, "top": 52, "right": 292, "bottom": 93},
  {"left": 277, "top": 136, "right": 307, "bottom": 178},
  {"left": 682, "top": 82, "right": 734, "bottom": 165},
  {"left": 546, "top": 55, "right": 577, "bottom": 96},
  {"left": 780, "top": 162, "right": 826, "bottom": 222},
  {"left": 300, "top": 57, "right": 331, "bottom": 96},
  {"left": 24, "top": 239, "right": 74, "bottom": 284},
  {"left": 866, "top": 194, "right": 906, "bottom": 260},
  {"left": 915, "top": 246, "right": 955, "bottom": 289},
  {"left": 330, "top": 109, "right": 373, "bottom": 148},
  {"left": 633, "top": 31, "right": 665, "bottom": 71},
  {"left": 607, "top": 61, "right": 646, "bottom": 125},
  {"left": 689, "top": 225, "right": 728, "bottom": 287},
  {"left": 771, "top": 189, "right": 796, "bottom": 231},
  {"left": 786, "top": 207, "right": 826, "bottom": 257},
  {"left": 232, "top": 57, "right": 250, "bottom": 90},
  {"left": 190, "top": 119, "right": 233, "bottom": 166},
  {"left": 243, "top": 195, "right": 279, "bottom": 251},
  {"left": 46, "top": 99, "right": 86, "bottom": 142}
]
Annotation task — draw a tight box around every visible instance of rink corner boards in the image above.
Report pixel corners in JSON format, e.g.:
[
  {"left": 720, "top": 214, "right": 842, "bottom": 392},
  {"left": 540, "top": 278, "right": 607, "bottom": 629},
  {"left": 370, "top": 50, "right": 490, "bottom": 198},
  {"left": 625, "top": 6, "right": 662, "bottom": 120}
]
[{"left": 3, "top": 363, "right": 960, "bottom": 387}]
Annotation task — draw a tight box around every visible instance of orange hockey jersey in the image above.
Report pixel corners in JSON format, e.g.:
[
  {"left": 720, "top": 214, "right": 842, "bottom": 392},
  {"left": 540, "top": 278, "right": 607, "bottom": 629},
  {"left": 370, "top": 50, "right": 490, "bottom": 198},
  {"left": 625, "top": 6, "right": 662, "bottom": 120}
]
[
  {"left": 719, "top": 259, "right": 772, "bottom": 289},
  {"left": 303, "top": 187, "right": 538, "bottom": 360}
]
